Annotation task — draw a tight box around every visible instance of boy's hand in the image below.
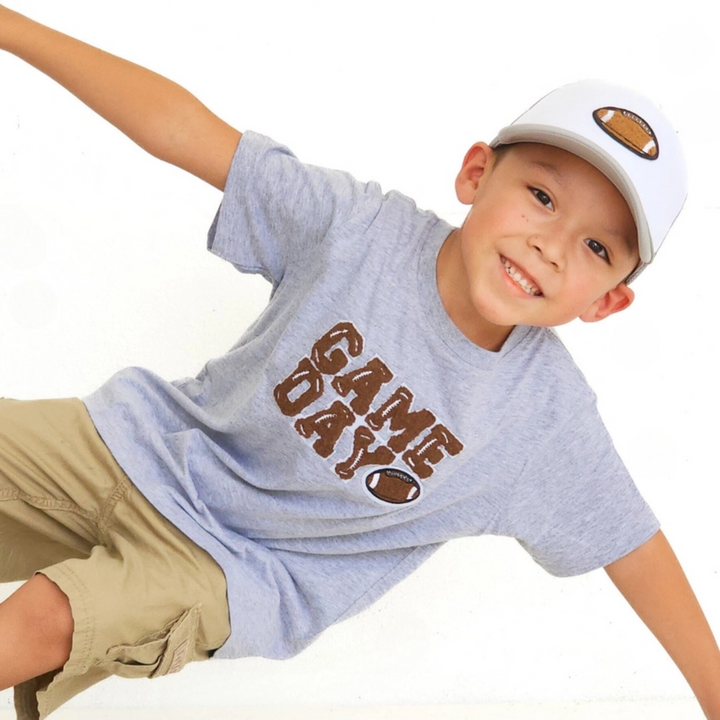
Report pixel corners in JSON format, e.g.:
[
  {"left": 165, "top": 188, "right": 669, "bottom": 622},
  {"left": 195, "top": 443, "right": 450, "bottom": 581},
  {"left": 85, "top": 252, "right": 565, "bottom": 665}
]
[
  {"left": 0, "top": 7, "right": 241, "bottom": 189},
  {"left": 605, "top": 531, "right": 720, "bottom": 719}
]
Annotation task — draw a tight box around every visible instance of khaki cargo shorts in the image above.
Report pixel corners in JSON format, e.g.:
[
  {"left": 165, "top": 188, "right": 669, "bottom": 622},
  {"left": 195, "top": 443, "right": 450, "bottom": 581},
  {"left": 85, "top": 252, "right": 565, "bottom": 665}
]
[{"left": 0, "top": 398, "right": 231, "bottom": 720}]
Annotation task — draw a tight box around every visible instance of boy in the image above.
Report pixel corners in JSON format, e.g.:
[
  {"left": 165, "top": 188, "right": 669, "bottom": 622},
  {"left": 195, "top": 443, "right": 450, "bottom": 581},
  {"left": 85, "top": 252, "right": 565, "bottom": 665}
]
[{"left": 1, "top": 4, "right": 719, "bottom": 719}]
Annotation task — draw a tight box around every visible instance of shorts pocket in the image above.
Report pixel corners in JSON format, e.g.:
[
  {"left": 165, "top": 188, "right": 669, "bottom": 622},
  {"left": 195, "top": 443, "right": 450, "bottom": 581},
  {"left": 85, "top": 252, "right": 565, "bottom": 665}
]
[{"left": 104, "top": 605, "right": 201, "bottom": 679}]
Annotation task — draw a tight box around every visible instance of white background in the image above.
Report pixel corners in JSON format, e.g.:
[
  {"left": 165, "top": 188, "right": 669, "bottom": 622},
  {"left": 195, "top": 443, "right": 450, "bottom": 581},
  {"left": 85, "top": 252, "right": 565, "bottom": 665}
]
[{"left": 1, "top": 0, "right": 719, "bottom": 713}]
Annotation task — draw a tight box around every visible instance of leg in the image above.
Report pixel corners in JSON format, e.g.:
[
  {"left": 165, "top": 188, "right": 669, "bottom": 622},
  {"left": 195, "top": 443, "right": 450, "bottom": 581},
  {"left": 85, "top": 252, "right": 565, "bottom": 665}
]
[
  {"left": 0, "top": 399, "right": 229, "bottom": 718},
  {"left": 0, "top": 574, "right": 74, "bottom": 691},
  {"left": 0, "top": 398, "right": 104, "bottom": 585}
]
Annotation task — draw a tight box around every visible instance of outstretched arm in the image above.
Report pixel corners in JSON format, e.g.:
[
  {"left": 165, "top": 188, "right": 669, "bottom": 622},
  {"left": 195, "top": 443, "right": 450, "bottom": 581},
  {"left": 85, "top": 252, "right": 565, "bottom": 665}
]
[
  {"left": 0, "top": 5, "right": 241, "bottom": 189},
  {"left": 605, "top": 530, "right": 720, "bottom": 719}
]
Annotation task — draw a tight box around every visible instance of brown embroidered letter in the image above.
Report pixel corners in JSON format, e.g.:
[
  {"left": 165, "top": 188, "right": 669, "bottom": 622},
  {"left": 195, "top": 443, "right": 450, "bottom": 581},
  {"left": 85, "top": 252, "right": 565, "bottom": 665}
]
[
  {"left": 311, "top": 322, "right": 364, "bottom": 375},
  {"left": 335, "top": 427, "right": 394, "bottom": 480},
  {"left": 295, "top": 401, "right": 356, "bottom": 458},
  {"left": 403, "top": 425, "right": 464, "bottom": 479},
  {"left": 366, "top": 386, "right": 436, "bottom": 453},
  {"left": 332, "top": 358, "right": 394, "bottom": 415},
  {"left": 274, "top": 357, "right": 324, "bottom": 416}
]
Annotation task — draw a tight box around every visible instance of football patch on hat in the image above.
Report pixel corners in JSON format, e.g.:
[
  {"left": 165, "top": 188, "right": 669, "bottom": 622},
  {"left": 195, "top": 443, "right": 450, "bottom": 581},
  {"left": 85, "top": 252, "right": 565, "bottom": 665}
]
[
  {"left": 593, "top": 107, "right": 659, "bottom": 160},
  {"left": 365, "top": 468, "right": 421, "bottom": 505}
]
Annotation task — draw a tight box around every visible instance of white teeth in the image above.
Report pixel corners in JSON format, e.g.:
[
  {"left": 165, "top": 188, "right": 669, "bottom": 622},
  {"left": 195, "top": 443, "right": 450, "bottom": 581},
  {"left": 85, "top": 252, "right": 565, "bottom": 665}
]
[{"left": 502, "top": 259, "right": 541, "bottom": 296}]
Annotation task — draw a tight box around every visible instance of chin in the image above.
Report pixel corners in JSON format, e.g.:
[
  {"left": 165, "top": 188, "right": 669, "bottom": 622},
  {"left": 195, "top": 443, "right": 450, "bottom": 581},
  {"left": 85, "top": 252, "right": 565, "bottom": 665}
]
[{"left": 471, "top": 288, "right": 528, "bottom": 323}]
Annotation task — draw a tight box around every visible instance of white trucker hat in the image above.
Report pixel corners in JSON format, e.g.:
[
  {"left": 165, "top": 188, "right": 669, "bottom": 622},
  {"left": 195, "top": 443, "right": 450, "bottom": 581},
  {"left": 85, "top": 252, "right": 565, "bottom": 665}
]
[{"left": 491, "top": 80, "right": 687, "bottom": 281}]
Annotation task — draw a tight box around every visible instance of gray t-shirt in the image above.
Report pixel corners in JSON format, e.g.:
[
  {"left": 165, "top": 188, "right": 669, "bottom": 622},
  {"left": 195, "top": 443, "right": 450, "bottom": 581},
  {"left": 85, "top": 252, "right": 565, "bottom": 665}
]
[{"left": 84, "top": 131, "right": 659, "bottom": 660}]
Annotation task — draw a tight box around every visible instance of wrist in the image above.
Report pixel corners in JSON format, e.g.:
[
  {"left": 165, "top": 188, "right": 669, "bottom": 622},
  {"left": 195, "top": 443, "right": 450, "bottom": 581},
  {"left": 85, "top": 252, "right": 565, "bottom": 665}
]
[
  {"left": 698, "top": 688, "right": 720, "bottom": 720},
  {"left": 0, "top": 7, "right": 20, "bottom": 52},
  {"left": 690, "top": 655, "right": 720, "bottom": 720},
  {"left": 0, "top": 7, "right": 35, "bottom": 55}
]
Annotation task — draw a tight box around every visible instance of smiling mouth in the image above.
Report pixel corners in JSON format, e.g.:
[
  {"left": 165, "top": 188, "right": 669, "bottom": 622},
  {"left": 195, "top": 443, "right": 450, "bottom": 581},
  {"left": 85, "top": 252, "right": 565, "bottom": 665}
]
[{"left": 501, "top": 258, "right": 543, "bottom": 296}]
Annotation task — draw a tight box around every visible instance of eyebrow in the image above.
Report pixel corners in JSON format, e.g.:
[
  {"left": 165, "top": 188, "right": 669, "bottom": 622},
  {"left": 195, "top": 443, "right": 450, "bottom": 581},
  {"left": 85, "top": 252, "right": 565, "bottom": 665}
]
[
  {"left": 528, "top": 160, "right": 566, "bottom": 188},
  {"left": 604, "top": 224, "right": 638, "bottom": 258}
]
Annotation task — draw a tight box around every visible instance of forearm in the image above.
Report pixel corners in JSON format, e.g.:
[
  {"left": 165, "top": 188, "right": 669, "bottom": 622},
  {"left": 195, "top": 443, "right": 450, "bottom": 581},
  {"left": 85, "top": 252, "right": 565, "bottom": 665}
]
[
  {"left": 605, "top": 531, "right": 720, "bottom": 719},
  {"left": 0, "top": 6, "right": 240, "bottom": 188}
]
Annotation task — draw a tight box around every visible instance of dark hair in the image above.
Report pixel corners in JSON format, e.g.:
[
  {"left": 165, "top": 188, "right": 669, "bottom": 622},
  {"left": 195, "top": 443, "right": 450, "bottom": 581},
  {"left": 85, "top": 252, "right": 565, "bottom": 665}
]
[{"left": 490, "top": 143, "right": 514, "bottom": 165}]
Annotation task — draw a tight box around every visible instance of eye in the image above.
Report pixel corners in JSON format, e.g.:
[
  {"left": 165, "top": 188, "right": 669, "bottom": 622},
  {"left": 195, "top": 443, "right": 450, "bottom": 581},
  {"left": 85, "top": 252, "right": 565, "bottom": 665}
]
[
  {"left": 531, "top": 188, "right": 554, "bottom": 210},
  {"left": 585, "top": 238, "right": 609, "bottom": 262}
]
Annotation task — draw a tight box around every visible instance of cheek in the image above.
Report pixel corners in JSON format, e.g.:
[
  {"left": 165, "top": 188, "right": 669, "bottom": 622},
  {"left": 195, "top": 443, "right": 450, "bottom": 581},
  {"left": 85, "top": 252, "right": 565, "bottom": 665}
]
[{"left": 561, "top": 278, "right": 612, "bottom": 318}]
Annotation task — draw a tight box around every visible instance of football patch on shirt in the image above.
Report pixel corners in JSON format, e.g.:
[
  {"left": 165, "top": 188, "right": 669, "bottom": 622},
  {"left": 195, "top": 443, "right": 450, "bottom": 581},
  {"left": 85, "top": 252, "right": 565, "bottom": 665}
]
[{"left": 365, "top": 467, "right": 422, "bottom": 504}]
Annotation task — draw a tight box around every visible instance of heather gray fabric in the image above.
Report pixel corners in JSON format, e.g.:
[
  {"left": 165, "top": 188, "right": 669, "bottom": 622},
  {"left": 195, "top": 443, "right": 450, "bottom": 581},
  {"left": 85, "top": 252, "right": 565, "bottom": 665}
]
[{"left": 84, "top": 132, "right": 659, "bottom": 660}]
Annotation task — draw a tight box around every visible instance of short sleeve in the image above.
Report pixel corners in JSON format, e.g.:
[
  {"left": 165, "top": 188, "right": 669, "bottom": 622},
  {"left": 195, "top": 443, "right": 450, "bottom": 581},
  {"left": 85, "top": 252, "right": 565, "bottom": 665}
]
[
  {"left": 501, "top": 400, "right": 660, "bottom": 577},
  {"left": 207, "top": 131, "right": 376, "bottom": 285}
]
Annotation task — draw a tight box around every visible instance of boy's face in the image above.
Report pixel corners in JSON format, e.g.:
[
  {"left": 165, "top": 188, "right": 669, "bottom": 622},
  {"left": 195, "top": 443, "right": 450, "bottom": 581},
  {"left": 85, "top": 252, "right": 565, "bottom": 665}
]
[{"left": 438, "top": 142, "right": 640, "bottom": 350}]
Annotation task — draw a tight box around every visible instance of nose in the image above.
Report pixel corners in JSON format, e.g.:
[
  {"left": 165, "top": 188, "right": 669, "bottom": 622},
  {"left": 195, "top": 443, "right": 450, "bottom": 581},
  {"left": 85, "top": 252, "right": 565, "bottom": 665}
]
[{"left": 528, "top": 230, "right": 565, "bottom": 271}]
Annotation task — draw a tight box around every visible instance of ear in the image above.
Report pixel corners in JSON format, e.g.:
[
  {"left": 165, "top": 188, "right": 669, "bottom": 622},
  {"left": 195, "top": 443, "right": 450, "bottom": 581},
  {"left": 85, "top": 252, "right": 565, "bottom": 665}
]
[
  {"left": 455, "top": 142, "right": 493, "bottom": 205},
  {"left": 579, "top": 283, "right": 635, "bottom": 323}
]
